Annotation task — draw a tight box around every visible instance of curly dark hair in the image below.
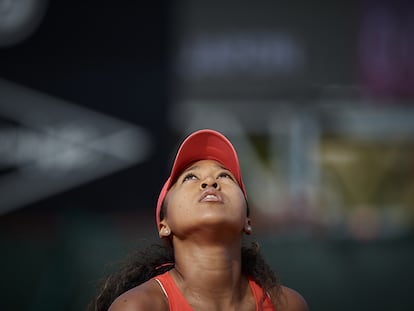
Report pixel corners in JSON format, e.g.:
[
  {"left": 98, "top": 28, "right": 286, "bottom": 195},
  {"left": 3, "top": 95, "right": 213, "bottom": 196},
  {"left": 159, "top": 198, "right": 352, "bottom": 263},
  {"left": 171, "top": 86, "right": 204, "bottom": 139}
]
[{"left": 87, "top": 203, "right": 280, "bottom": 311}]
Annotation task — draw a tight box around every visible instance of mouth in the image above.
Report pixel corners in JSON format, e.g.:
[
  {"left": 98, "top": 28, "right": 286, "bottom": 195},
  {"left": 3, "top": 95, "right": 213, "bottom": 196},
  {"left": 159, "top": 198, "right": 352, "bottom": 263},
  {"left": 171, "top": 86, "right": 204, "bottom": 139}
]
[{"left": 199, "top": 190, "right": 223, "bottom": 203}]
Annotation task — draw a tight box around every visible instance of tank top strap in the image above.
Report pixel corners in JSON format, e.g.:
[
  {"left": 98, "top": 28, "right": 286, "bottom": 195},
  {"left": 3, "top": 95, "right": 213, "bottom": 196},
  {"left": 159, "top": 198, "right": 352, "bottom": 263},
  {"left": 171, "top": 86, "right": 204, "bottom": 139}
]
[
  {"left": 154, "top": 271, "right": 193, "bottom": 311},
  {"left": 248, "top": 277, "right": 277, "bottom": 311}
]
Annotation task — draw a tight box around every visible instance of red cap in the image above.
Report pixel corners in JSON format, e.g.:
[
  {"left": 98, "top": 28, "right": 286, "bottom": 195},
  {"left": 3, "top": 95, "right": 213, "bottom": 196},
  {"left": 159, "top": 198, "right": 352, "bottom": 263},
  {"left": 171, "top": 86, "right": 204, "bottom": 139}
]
[{"left": 156, "top": 129, "right": 247, "bottom": 228}]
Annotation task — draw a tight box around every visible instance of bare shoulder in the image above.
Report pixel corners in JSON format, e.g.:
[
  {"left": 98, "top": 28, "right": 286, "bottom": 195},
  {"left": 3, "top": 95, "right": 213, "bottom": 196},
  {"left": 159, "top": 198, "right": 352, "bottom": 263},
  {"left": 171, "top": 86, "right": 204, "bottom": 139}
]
[
  {"left": 276, "top": 285, "right": 309, "bottom": 311},
  {"left": 108, "top": 279, "right": 168, "bottom": 311}
]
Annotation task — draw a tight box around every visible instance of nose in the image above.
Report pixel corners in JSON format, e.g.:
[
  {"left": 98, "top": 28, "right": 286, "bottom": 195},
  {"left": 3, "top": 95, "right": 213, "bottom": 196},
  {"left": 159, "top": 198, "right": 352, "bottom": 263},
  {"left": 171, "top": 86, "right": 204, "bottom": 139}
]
[{"left": 200, "top": 176, "right": 219, "bottom": 190}]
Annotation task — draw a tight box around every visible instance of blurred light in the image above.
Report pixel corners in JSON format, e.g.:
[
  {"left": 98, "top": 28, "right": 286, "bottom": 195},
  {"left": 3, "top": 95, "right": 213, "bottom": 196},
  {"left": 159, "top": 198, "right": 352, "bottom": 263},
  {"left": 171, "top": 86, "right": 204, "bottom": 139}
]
[
  {"left": 0, "top": 78, "right": 153, "bottom": 214},
  {"left": 176, "top": 31, "right": 305, "bottom": 80},
  {"left": 0, "top": 0, "right": 48, "bottom": 47},
  {"left": 359, "top": 1, "right": 414, "bottom": 98}
]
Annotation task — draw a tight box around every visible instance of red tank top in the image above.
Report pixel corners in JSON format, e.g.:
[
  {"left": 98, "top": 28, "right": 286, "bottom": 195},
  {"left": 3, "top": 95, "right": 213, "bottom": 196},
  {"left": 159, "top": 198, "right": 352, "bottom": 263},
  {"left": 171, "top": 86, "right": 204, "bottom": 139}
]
[{"left": 154, "top": 271, "right": 276, "bottom": 311}]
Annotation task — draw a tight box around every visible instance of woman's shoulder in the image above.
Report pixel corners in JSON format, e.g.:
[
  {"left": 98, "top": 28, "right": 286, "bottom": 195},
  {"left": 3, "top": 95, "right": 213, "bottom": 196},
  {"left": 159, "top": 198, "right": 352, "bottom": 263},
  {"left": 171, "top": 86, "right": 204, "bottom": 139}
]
[
  {"left": 274, "top": 285, "right": 309, "bottom": 311},
  {"left": 108, "top": 279, "right": 168, "bottom": 311}
]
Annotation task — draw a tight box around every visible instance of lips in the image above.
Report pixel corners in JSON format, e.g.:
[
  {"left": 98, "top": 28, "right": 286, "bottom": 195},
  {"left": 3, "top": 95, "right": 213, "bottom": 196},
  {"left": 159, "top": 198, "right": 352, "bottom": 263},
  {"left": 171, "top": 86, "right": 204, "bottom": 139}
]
[{"left": 199, "top": 190, "right": 223, "bottom": 203}]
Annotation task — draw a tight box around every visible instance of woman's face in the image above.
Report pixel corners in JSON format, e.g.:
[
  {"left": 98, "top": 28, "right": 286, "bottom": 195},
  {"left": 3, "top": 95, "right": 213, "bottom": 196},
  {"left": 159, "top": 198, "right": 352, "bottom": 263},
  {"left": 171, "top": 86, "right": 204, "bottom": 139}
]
[{"left": 161, "top": 160, "right": 249, "bottom": 239}]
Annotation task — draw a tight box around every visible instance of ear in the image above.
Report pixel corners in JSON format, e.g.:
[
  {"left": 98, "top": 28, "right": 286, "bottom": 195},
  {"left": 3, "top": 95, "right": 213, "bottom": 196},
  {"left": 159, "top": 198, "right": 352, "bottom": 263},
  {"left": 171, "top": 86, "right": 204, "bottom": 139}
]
[
  {"left": 243, "top": 217, "right": 252, "bottom": 235},
  {"left": 159, "top": 220, "right": 171, "bottom": 238}
]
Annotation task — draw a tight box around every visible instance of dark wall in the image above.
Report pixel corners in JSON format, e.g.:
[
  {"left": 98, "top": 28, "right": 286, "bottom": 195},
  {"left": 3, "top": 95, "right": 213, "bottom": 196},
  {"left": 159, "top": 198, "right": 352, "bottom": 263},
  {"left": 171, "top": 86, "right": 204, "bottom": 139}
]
[{"left": 0, "top": 3, "right": 172, "bottom": 309}]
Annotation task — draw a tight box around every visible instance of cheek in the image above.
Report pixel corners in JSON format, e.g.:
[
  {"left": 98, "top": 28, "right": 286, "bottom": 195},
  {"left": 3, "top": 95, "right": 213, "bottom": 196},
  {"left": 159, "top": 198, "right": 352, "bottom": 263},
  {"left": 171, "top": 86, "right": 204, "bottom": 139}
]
[
  {"left": 227, "top": 190, "right": 248, "bottom": 217},
  {"left": 166, "top": 193, "right": 192, "bottom": 222},
  {"left": 233, "top": 188, "right": 247, "bottom": 209}
]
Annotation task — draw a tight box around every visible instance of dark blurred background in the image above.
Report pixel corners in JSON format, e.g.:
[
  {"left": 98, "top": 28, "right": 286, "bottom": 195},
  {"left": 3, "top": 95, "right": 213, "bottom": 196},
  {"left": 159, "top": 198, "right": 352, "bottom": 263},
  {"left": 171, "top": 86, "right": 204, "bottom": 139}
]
[{"left": 1, "top": 1, "right": 413, "bottom": 310}]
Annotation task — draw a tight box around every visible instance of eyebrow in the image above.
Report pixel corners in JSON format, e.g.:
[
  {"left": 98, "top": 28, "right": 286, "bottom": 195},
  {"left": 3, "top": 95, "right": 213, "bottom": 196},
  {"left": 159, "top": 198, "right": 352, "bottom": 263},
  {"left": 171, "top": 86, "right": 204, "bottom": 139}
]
[{"left": 183, "top": 165, "right": 199, "bottom": 173}]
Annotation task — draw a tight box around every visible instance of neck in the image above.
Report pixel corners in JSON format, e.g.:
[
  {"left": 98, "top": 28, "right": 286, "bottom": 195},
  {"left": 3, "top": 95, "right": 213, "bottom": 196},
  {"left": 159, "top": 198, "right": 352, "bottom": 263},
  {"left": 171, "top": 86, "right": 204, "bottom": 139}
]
[{"left": 170, "top": 239, "right": 249, "bottom": 309}]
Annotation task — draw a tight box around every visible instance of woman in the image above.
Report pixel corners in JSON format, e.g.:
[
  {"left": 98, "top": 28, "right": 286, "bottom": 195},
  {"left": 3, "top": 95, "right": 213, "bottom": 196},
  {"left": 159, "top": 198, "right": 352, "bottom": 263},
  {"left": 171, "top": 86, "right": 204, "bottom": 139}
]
[{"left": 88, "top": 129, "right": 309, "bottom": 311}]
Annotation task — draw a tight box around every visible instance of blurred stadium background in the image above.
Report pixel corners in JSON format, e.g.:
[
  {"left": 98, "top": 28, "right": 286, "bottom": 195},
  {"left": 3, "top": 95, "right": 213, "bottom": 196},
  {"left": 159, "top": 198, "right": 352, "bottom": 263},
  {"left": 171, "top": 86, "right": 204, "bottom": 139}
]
[{"left": 1, "top": 0, "right": 413, "bottom": 310}]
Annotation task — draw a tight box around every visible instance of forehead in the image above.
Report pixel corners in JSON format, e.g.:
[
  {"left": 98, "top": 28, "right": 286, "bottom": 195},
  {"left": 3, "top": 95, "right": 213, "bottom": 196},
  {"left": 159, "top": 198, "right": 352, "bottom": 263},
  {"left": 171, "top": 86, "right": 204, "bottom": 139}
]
[{"left": 182, "top": 159, "right": 228, "bottom": 174}]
